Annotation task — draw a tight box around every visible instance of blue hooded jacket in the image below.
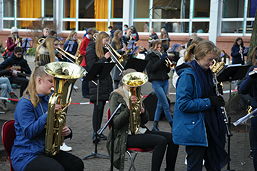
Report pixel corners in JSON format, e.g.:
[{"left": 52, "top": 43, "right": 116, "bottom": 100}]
[
  {"left": 11, "top": 95, "right": 49, "bottom": 171},
  {"left": 172, "top": 64, "right": 212, "bottom": 146}
]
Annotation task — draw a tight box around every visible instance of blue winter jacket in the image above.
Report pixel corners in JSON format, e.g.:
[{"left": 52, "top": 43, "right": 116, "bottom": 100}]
[
  {"left": 172, "top": 65, "right": 212, "bottom": 146},
  {"left": 11, "top": 95, "right": 49, "bottom": 171}
]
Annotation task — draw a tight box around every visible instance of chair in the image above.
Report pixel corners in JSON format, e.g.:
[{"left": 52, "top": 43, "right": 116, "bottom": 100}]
[
  {"left": 107, "top": 109, "right": 152, "bottom": 171},
  {"left": 1, "top": 120, "right": 15, "bottom": 171}
]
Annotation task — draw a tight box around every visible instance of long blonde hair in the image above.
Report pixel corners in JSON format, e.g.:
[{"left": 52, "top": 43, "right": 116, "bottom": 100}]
[
  {"left": 95, "top": 32, "right": 109, "bottom": 58},
  {"left": 112, "top": 30, "right": 122, "bottom": 50},
  {"left": 184, "top": 36, "right": 204, "bottom": 62},
  {"left": 23, "top": 66, "right": 49, "bottom": 107},
  {"left": 66, "top": 30, "right": 77, "bottom": 42}
]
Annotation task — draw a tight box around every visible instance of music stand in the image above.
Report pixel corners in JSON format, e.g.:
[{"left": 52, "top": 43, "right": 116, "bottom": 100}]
[
  {"left": 124, "top": 58, "right": 148, "bottom": 72},
  {"left": 216, "top": 64, "right": 250, "bottom": 171},
  {"left": 83, "top": 62, "right": 115, "bottom": 160}
]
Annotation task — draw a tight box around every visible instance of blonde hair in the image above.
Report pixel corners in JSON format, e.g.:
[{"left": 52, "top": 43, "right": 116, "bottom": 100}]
[
  {"left": 186, "top": 40, "right": 220, "bottom": 62},
  {"left": 66, "top": 30, "right": 77, "bottom": 41},
  {"left": 23, "top": 66, "right": 48, "bottom": 107},
  {"left": 95, "top": 32, "right": 109, "bottom": 58},
  {"left": 184, "top": 36, "right": 204, "bottom": 62},
  {"left": 112, "top": 30, "right": 122, "bottom": 50}
]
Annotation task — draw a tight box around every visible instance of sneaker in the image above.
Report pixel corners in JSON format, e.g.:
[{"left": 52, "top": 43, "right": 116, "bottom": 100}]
[{"left": 60, "top": 142, "right": 72, "bottom": 152}]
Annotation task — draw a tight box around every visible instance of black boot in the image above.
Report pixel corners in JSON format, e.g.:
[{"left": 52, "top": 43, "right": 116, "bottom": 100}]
[{"left": 151, "top": 121, "right": 159, "bottom": 131}]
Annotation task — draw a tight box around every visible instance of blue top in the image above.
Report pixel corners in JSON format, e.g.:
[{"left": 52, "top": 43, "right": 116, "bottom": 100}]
[
  {"left": 173, "top": 63, "right": 211, "bottom": 146},
  {"left": 11, "top": 95, "right": 49, "bottom": 171}
]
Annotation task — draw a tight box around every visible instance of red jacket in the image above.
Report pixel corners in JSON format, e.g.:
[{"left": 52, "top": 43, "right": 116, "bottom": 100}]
[{"left": 79, "top": 37, "right": 92, "bottom": 67}]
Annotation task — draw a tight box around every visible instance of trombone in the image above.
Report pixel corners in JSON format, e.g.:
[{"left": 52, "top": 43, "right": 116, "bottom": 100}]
[
  {"left": 104, "top": 43, "right": 124, "bottom": 72},
  {"left": 56, "top": 47, "right": 82, "bottom": 65}
]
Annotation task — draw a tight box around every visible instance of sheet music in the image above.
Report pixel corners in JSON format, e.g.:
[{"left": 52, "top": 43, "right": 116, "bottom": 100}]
[{"left": 233, "top": 108, "right": 257, "bottom": 126}]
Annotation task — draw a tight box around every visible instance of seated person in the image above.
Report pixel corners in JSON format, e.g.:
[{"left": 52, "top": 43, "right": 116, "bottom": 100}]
[
  {"left": 106, "top": 69, "right": 179, "bottom": 171},
  {"left": 0, "top": 46, "right": 31, "bottom": 96},
  {"left": 11, "top": 66, "right": 84, "bottom": 171},
  {"left": 0, "top": 76, "right": 18, "bottom": 110}
]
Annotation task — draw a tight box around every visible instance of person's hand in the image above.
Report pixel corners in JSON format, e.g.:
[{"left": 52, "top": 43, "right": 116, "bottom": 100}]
[
  {"left": 15, "top": 39, "right": 19, "bottom": 44},
  {"left": 130, "top": 95, "right": 137, "bottom": 104},
  {"left": 12, "top": 70, "right": 18, "bottom": 76},
  {"left": 140, "top": 107, "right": 145, "bottom": 114},
  {"left": 104, "top": 52, "right": 111, "bottom": 59},
  {"left": 55, "top": 104, "right": 62, "bottom": 111},
  {"left": 209, "top": 96, "right": 225, "bottom": 107},
  {"left": 62, "top": 126, "right": 71, "bottom": 136}
]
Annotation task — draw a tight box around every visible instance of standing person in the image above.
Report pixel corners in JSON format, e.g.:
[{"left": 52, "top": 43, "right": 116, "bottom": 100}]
[
  {"left": 111, "top": 30, "right": 126, "bottom": 89},
  {"left": 173, "top": 40, "right": 228, "bottom": 171},
  {"left": 160, "top": 27, "right": 170, "bottom": 52},
  {"left": 86, "top": 32, "right": 113, "bottom": 143},
  {"left": 79, "top": 28, "right": 96, "bottom": 98},
  {"left": 146, "top": 40, "right": 173, "bottom": 131},
  {"left": 238, "top": 46, "right": 257, "bottom": 170},
  {"left": 63, "top": 30, "right": 79, "bottom": 57},
  {"left": 5, "top": 27, "right": 22, "bottom": 59},
  {"left": 10, "top": 66, "right": 84, "bottom": 171},
  {"left": 107, "top": 69, "right": 179, "bottom": 171},
  {"left": 231, "top": 37, "right": 248, "bottom": 65},
  {"left": 0, "top": 47, "right": 31, "bottom": 97}
]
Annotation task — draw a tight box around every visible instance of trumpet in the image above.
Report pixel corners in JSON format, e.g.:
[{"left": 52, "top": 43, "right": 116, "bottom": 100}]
[
  {"left": 56, "top": 47, "right": 82, "bottom": 65},
  {"left": 104, "top": 43, "right": 125, "bottom": 72},
  {"left": 164, "top": 57, "right": 176, "bottom": 69}
]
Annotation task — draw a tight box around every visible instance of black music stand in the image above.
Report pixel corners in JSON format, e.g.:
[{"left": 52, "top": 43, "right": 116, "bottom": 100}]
[
  {"left": 97, "top": 104, "right": 122, "bottom": 171},
  {"left": 216, "top": 64, "right": 250, "bottom": 171},
  {"left": 124, "top": 58, "right": 148, "bottom": 72},
  {"left": 83, "top": 62, "right": 115, "bottom": 160}
]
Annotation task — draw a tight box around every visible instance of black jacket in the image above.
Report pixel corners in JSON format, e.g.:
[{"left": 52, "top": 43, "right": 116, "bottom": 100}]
[
  {"left": 86, "top": 42, "right": 113, "bottom": 102},
  {"left": 146, "top": 51, "right": 170, "bottom": 82},
  {"left": 0, "top": 53, "right": 31, "bottom": 77},
  {"left": 231, "top": 45, "right": 247, "bottom": 65}
]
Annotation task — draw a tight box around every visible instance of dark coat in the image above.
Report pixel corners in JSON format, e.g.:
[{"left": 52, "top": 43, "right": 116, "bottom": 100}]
[
  {"left": 0, "top": 53, "right": 31, "bottom": 76},
  {"left": 85, "top": 42, "right": 113, "bottom": 102},
  {"left": 231, "top": 45, "right": 247, "bottom": 64},
  {"left": 146, "top": 51, "right": 170, "bottom": 82}
]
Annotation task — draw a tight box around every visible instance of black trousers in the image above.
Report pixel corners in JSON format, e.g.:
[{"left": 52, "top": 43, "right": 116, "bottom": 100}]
[
  {"left": 92, "top": 100, "right": 106, "bottom": 133},
  {"left": 185, "top": 146, "right": 220, "bottom": 171},
  {"left": 9, "top": 76, "right": 29, "bottom": 97},
  {"left": 82, "top": 76, "right": 89, "bottom": 98},
  {"left": 127, "top": 130, "right": 179, "bottom": 171},
  {"left": 24, "top": 151, "right": 84, "bottom": 171}
]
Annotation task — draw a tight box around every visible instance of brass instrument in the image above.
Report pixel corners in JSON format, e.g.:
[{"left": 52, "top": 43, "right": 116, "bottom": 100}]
[
  {"left": 233, "top": 106, "right": 257, "bottom": 126},
  {"left": 44, "top": 62, "right": 86, "bottom": 156},
  {"left": 56, "top": 47, "right": 83, "bottom": 65},
  {"left": 104, "top": 43, "right": 125, "bottom": 72},
  {"left": 122, "top": 72, "right": 148, "bottom": 134},
  {"left": 14, "top": 36, "right": 22, "bottom": 47},
  {"left": 165, "top": 57, "right": 176, "bottom": 69}
]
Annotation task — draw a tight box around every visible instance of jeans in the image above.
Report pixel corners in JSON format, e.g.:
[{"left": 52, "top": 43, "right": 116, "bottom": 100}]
[
  {"left": 9, "top": 76, "right": 29, "bottom": 97},
  {"left": 152, "top": 80, "right": 173, "bottom": 125},
  {"left": 0, "top": 77, "right": 13, "bottom": 98}
]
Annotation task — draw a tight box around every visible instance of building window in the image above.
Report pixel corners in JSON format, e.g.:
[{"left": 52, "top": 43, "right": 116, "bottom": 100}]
[
  {"left": 221, "top": 0, "right": 255, "bottom": 34},
  {"left": 194, "top": 0, "right": 210, "bottom": 17},
  {"left": 134, "top": 0, "right": 150, "bottom": 18},
  {"left": 45, "top": 0, "right": 53, "bottom": 17}
]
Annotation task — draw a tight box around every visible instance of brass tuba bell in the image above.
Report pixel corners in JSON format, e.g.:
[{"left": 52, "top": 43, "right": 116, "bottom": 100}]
[
  {"left": 122, "top": 72, "right": 148, "bottom": 135},
  {"left": 44, "top": 62, "right": 86, "bottom": 156}
]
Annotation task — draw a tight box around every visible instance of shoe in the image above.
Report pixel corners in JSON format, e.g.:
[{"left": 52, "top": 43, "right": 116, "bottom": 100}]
[
  {"left": 151, "top": 121, "right": 159, "bottom": 131},
  {"left": 99, "top": 133, "right": 107, "bottom": 141},
  {"left": 60, "top": 142, "right": 72, "bottom": 152},
  {"left": 92, "top": 133, "right": 100, "bottom": 144},
  {"left": 0, "top": 100, "right": 8, "bottom": 111}
]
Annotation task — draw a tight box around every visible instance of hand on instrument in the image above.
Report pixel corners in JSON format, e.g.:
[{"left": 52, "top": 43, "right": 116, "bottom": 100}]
[
  {"left": 12, "top": 70, "right": 19, "bottom": 76},
  {"left": 104, "top": 52, "right": 111, "bottom": 59},
  {"left": 62, "top": 126, "right": 71, "bottom": 136},
  {"left": 55, "top": 104, "right": 62, "bottom": 111},
  {"left": 209, "top": 95, "right": 225, "bottom": 107}
]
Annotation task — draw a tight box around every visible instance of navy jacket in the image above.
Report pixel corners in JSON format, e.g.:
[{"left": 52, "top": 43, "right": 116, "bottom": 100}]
[{"left": 231, "top": 45, "right": 247, "bottom": 64}]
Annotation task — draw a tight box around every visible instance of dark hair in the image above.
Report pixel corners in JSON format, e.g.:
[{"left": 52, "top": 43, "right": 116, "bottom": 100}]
[
  {"left": 14, "top": 46, "right": 23, "bottom": 53},
  {"left": 108, "top": 26, "right": 113, "bottom": 29},
  {"left": 233, "top": 37, "right": 244, "bottom": 47},
  {"left": 124, "top": 24, "right": 128, "bottom": 28},
  {"left": 49, "top": 30, "right": 57, "bottom": 36}
]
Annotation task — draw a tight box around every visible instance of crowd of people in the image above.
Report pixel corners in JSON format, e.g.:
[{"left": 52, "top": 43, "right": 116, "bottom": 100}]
[{"left": 0, "top": 24, "right": 256, "bottom": 171}]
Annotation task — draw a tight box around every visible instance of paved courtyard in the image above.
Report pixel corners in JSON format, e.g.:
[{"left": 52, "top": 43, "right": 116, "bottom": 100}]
[{"left": 0, "top": 56, "right": 255, "bottom": 171}]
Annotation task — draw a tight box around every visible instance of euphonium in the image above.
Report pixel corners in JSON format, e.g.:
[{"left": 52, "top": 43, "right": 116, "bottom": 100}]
[
  {"left": 56, "top": 47, "right": 83, "bottom": 65},
  {"left": 44, "top": 62, "right": 86, "bottom": 156},
  {"left": 122, "top": 72, "right": 148, "bottom": 135}
]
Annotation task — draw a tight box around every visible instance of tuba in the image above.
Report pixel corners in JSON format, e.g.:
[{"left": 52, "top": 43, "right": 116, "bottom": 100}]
[
  {"left": 122, "top": 72, "right": 148, "bottom": 135},
  {"left": 44, "top": 62, "right": 86, "bottom": 156}
]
